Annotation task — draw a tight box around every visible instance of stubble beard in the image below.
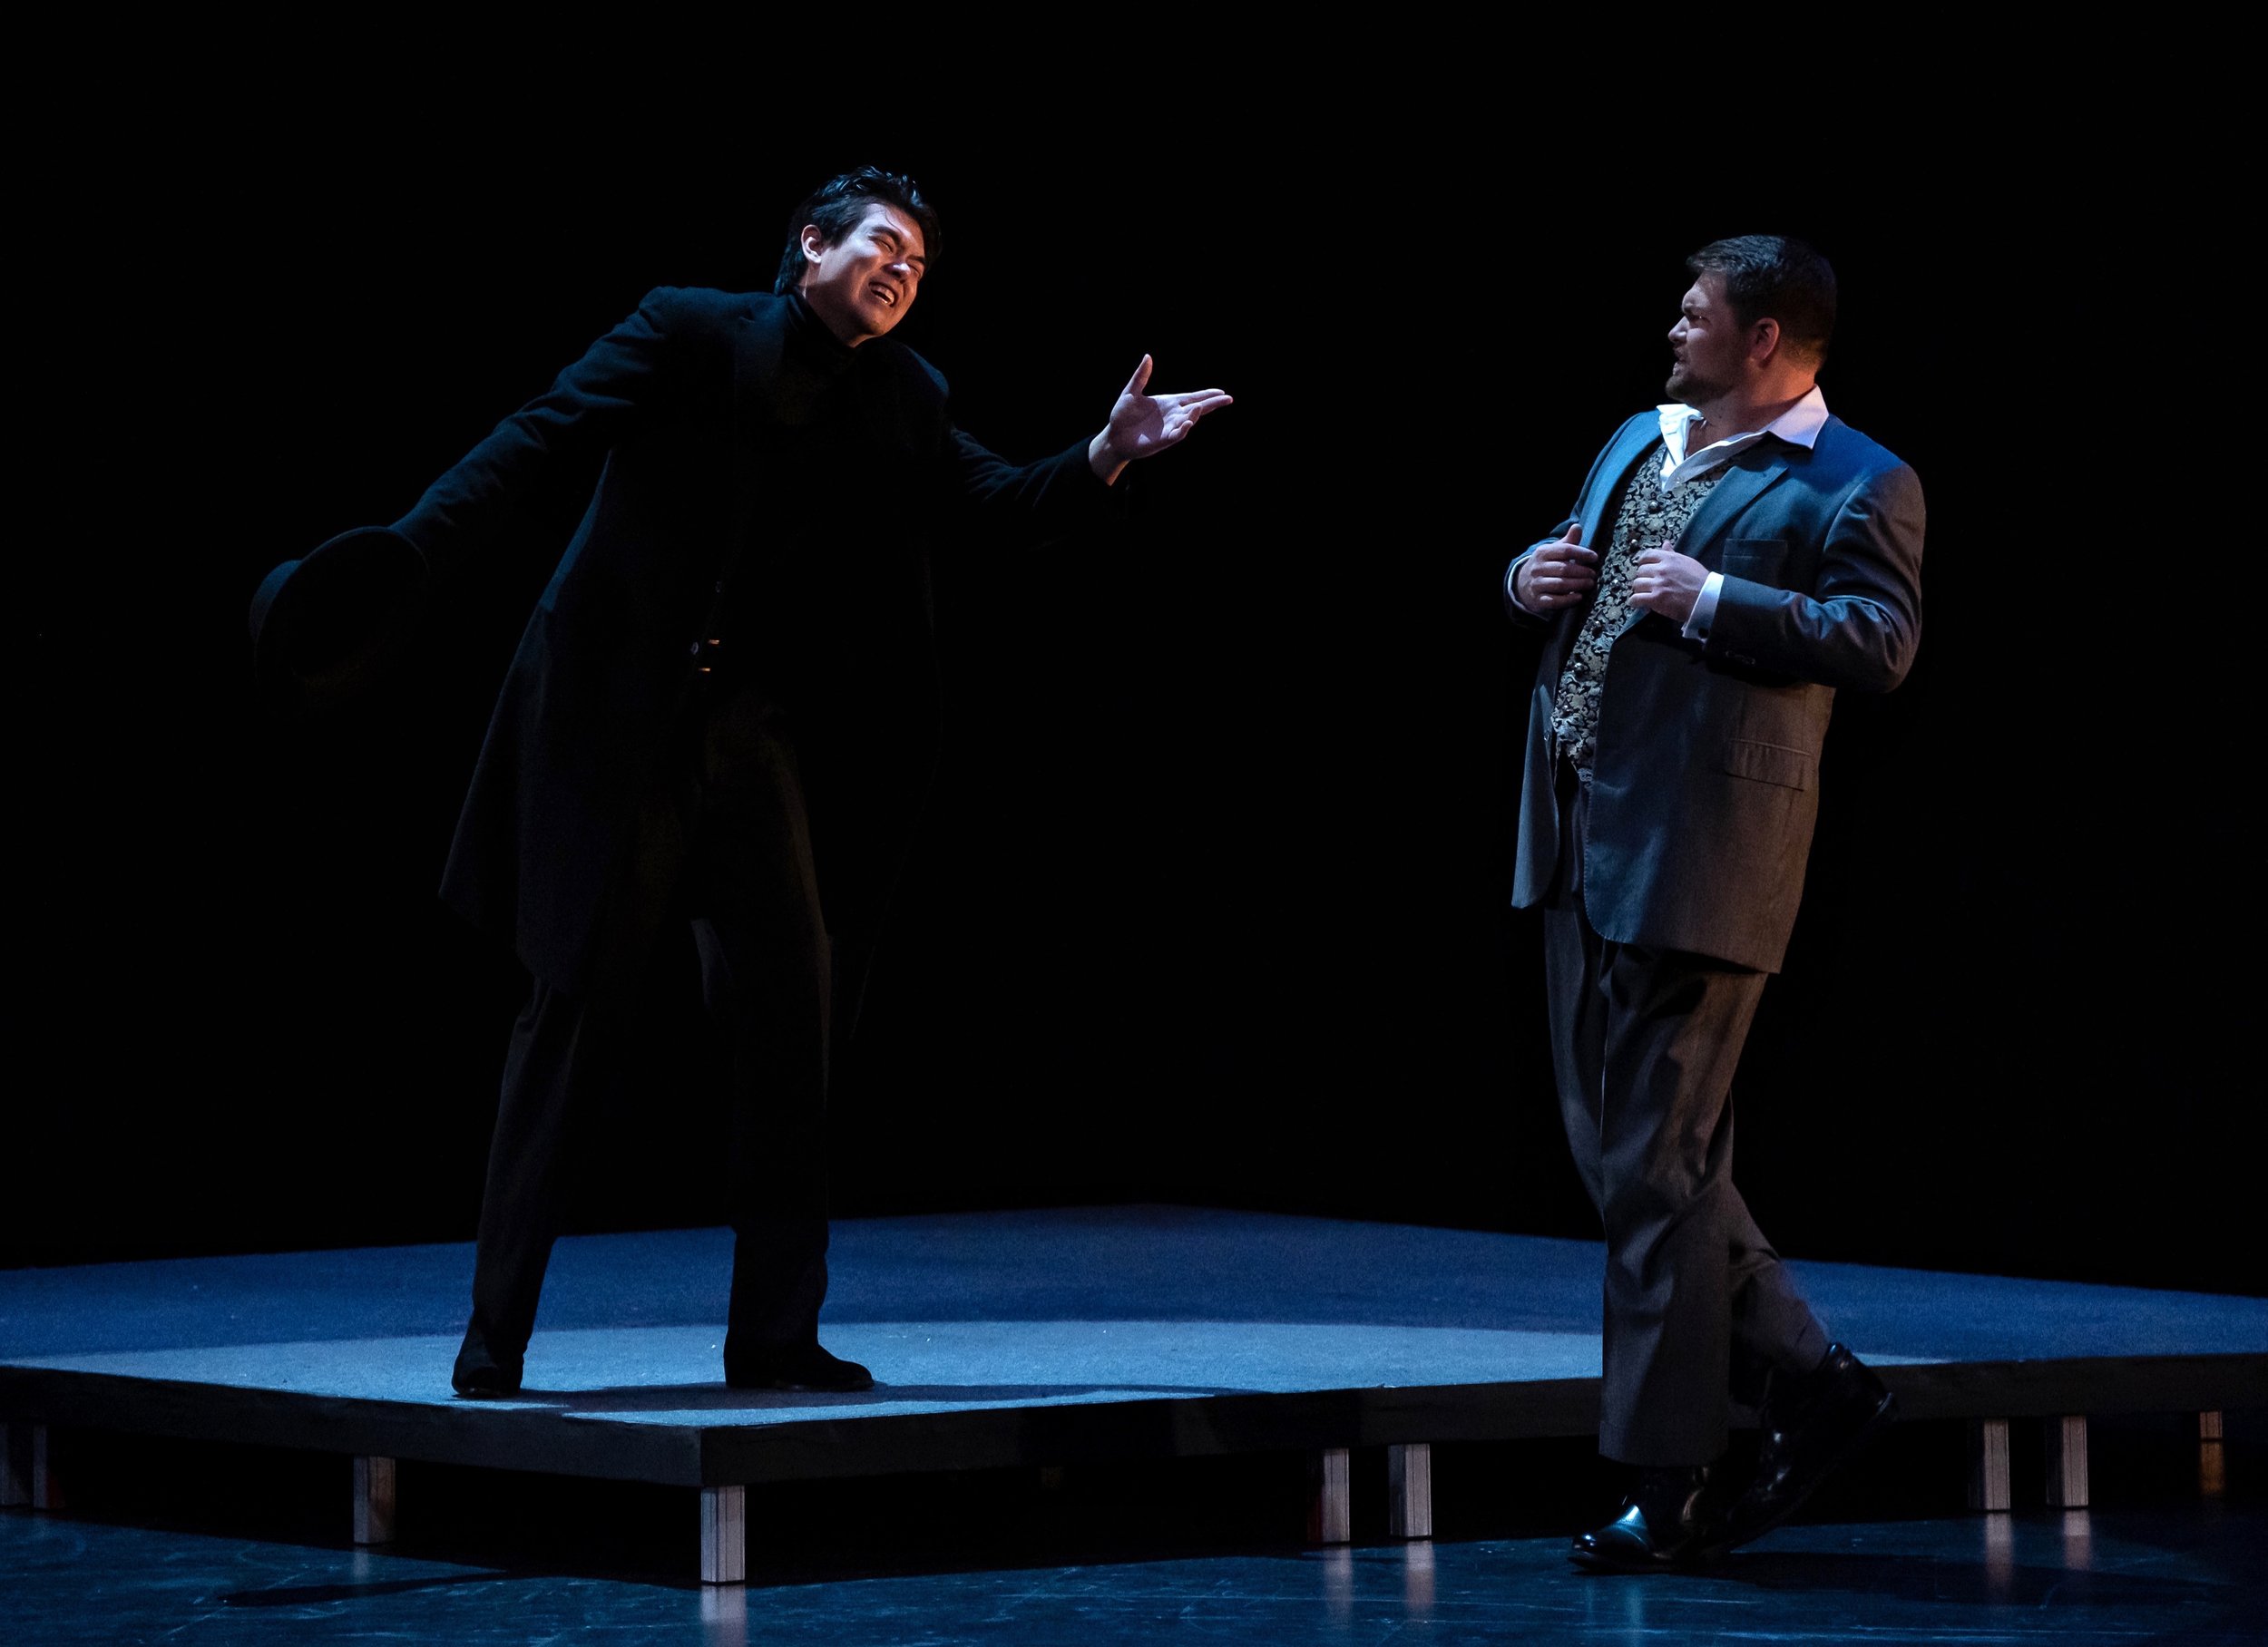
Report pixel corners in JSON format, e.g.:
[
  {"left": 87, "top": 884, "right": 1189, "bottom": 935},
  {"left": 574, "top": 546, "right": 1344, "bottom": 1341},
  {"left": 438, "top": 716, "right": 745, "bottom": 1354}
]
[{"left": 1666, "top": 360, "right": 1716, "bottom": 404}]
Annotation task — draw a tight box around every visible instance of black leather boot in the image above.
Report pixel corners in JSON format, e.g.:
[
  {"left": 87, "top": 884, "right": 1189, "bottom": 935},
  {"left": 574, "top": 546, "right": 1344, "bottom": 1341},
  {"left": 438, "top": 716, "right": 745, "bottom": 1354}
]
[
  {"left": 724, "top": 1340, "right": 873, "bottom": 1392},
  {"left": 1714, "top": 1342, "right": 1895, "bottom": 1553},
  {"left": 1569, "top": 1463, "right": 1720, "bottom": 1571},
  {"left": 450, "top": 1321, "right": 525, "bottom": 1398}
]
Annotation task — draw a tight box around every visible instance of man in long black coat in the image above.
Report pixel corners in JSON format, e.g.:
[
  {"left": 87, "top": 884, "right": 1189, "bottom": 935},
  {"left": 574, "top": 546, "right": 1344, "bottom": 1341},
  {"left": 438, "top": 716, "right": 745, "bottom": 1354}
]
[{"left": 311, "top": 167, "right": 1229, "bottom": 1396}]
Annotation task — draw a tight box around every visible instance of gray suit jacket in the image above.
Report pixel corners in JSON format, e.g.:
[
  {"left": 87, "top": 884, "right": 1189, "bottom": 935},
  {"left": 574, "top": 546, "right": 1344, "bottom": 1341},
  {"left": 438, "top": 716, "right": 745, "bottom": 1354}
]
[{"left": 1507, "top": 410, "right": 1925, "bottom": 972}]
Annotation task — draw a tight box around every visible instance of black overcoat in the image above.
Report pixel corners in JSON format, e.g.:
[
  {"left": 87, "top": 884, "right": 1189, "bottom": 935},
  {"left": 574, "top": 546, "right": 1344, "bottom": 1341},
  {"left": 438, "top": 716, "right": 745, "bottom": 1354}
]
[{"left": 391, "top": 287, "right": 1112, "bottom": 998}]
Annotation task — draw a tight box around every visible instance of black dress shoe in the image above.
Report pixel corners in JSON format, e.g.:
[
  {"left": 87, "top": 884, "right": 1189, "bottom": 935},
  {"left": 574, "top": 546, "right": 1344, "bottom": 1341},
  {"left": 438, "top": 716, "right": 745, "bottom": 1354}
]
[
  {"left": 451, "top": 1325, "right": 524, "bottom": 1398},
  {"left": 724, "top": 1342, "right": 874, "bottom": 1392},
  {"left": 1714, "top": 1342, "right": 1895, "bottom": 1553},
  {"left": 1569, "top": 1464, "right": 1721, "bottom": 1572}
]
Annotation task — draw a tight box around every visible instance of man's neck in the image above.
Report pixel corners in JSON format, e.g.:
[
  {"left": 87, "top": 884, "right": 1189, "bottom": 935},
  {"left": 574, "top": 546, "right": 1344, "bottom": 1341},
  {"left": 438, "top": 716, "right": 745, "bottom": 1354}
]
[
  {"left": 1688, "top": 379, "right": 1815, "bottom": 444},
  {"left": 794, "top": 284, "right": 871, "bottom": 349}
]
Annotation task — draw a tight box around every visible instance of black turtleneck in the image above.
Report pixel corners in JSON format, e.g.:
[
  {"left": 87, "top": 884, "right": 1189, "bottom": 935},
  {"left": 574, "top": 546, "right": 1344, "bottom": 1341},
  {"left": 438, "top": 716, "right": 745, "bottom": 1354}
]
[
  {"left": 709, "top": 291, "right": 894, "bottom": 720},
  {"left": 774, "top": 290, "right": 859, "bottom": 422}
]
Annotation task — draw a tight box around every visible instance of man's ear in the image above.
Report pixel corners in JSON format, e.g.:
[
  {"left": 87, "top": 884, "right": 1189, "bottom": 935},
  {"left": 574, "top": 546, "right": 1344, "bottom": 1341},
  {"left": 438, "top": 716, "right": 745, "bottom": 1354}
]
[
  {"left": 799, "top": 224, "right": 828, "bottom": 269},
  {"left": 1750, "top": 317, "right": 1783, "bottom": 367}
]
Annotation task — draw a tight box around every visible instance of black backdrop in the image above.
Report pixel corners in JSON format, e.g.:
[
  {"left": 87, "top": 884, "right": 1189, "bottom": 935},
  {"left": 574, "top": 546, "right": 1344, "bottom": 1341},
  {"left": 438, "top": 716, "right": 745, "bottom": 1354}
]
[{"left": 13, "top": 99, "right": 2254, "bottom": 1299}]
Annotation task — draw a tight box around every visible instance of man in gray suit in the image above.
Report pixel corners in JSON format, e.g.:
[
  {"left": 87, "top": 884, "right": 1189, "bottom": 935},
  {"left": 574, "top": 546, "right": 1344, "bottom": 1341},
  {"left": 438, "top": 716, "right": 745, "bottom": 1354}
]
[{"left": 1504, "top": 235, "right": 1923, "bottom": 1570}]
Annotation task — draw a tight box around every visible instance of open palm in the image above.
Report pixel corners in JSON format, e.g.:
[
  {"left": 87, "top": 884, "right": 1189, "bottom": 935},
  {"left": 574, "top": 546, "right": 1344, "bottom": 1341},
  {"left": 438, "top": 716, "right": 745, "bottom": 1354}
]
[{"left": 1104, "top": 355, "right": 1234, "bottom": 462}]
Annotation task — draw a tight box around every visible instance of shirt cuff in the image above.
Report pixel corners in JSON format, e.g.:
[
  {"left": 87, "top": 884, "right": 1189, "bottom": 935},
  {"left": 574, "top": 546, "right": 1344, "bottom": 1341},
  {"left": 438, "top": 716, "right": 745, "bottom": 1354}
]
[{"left": 1680, "top": 571, "right": 1724, "bottom": 640}]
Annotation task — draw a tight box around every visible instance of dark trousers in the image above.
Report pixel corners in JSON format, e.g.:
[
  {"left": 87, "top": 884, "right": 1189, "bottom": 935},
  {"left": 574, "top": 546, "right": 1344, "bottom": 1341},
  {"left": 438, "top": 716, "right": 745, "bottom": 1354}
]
[
  {"left": 468, "top": 685, "right": 840, "bottom": 1375},
  {"left": 1543, "top": 764, "right": 1828, "bottom": 1464}
]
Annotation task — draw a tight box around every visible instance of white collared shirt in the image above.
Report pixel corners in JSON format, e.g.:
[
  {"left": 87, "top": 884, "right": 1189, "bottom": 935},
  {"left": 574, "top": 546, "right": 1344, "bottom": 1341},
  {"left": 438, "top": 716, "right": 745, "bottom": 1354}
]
[
  {"left": 1659, "top": 385, "right": 1829, "bottom": 484},
  {"left": 1509, "top": 386, "right": 1830, "bottom": 638}
]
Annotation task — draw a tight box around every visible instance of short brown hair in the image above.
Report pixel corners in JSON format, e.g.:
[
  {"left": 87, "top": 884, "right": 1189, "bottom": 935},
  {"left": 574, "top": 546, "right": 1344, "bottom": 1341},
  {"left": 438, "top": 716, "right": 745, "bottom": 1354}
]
[{"left": 1687, "top": 235, "right": 1837, "bottom": 365}]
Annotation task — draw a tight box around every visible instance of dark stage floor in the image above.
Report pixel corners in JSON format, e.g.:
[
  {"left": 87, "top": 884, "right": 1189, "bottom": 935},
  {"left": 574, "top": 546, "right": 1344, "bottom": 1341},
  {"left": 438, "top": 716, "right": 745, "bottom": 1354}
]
[
  {"left": 6, "top": 1493, "right": 2266, "bottom": 1644},
  {"left": 4, "top": 1205, "right": 2265, "bottom": 1636}
]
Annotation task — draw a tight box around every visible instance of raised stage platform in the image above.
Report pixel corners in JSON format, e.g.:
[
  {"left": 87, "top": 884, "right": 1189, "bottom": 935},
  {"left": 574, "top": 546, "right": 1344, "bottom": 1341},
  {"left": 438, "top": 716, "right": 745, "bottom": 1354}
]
[{"left": 4, "top": 1206, "right": 2263, "bottom": 1581}]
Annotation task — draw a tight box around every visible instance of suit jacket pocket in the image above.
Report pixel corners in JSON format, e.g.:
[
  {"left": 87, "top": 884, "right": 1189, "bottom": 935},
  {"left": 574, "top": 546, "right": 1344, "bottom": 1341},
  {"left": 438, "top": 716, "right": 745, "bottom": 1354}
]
[
  {"left": 1721, "top": 537, "right": 1789, "bottom": 586},
  {"left": 1720, "top": 736, "right": 1813, "bottom": 791}
]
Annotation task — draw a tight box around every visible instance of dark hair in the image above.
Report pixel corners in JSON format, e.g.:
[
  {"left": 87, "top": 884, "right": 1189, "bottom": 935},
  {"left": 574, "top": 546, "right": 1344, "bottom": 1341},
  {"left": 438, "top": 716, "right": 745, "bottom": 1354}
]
[
  {"left": 773, "top": 166, "right": 940, "bottom": 296},
  {"left": 1686, "top": 235, "right": 1836, "bottom": 365}
]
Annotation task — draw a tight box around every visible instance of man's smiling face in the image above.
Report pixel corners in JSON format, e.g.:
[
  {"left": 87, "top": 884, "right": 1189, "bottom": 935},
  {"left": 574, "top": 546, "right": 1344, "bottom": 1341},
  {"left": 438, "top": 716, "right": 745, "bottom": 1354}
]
[{"left": 798, "top": 201, "right": 926, "bottom": 346}]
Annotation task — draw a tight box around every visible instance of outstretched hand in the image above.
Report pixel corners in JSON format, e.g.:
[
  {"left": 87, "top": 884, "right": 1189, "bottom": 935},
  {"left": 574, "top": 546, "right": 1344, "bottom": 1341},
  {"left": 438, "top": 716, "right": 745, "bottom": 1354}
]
[{"left": 1089, "top": 356, "right": 1233, "bottom": 482}]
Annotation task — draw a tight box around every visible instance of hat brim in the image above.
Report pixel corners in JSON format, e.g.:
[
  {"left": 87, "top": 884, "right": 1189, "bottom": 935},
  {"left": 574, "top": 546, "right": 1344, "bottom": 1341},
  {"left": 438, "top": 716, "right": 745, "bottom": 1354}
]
[{"left": 249, "top": 526, "right": 431, "bottom": 722}]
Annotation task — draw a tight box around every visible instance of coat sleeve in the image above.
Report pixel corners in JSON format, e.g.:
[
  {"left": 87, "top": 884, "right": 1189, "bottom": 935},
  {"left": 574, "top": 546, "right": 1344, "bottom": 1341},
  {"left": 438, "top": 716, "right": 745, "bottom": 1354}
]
[
  {"left": 389, "top": 286, "right": 728, "bottom": 582},
  {"left": 1703, "top": 459, "right": 1926, "bottom": 694},
  {"left": 934, "top": 422, "right": 1119, "bottom": 549}
]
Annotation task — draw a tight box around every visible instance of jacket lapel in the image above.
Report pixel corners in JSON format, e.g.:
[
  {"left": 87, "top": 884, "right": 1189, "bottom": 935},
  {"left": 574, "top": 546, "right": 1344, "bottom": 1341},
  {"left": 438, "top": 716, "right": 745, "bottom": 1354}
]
[
  {"left": 729, "top": 297, "right": 794, "bottom": 551},
  {"left": 701, "top": 297, "right": 794, "bottom": 654},
  {"left": 1531, "top": 417, "right": 1656, "bottom": 668},
  {"left": 1581, "top": 417, "right": 1661, "bottom": 547},
  {"left": 732, "top": 297, "right": 792, "bottom": 436},
  {"left": 1678, "top": 449, "right": 1790, "bottom": 569},
  {"left": 1613, "top": 442, "right": 1791, "bottom": 638}
]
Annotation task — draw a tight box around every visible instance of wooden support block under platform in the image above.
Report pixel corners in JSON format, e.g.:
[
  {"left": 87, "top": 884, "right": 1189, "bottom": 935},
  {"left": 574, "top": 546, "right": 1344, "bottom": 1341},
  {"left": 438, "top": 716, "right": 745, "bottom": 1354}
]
[
  {"left": 1968, "top": 1418, "right": 2011, "bottom": 1513},
  {"left": 2043, "top": 1415, "right": 2088, "bottom": 1508},
  {"left": 31, "top": 1424, "right": 57, "bottom": 1512},
  {"left": 1307, "top": 1447, "right": 1351, "bottom": 1545},
  {"left": 352, "top": 1456, "right": 396, "bottom": 1545},
  {"left": 2200, "top": 1410, "right": 2228, "bottom": 1496},
  {"left": 1, "top": 1422, "right": 30, "bottom": 1507},
  {"left": 1386, "top": 1443, "right": 1432, "bottom": 1540},
  {"left": 701, "top": 1486, "right": 747, "bottom": 1585}
]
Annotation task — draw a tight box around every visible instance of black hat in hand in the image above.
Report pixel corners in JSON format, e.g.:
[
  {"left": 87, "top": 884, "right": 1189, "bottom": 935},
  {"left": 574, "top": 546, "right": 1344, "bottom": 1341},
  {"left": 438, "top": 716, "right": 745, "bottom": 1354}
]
[{"left": 248, "top": 525, "right": 431, "bottom": 724}]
